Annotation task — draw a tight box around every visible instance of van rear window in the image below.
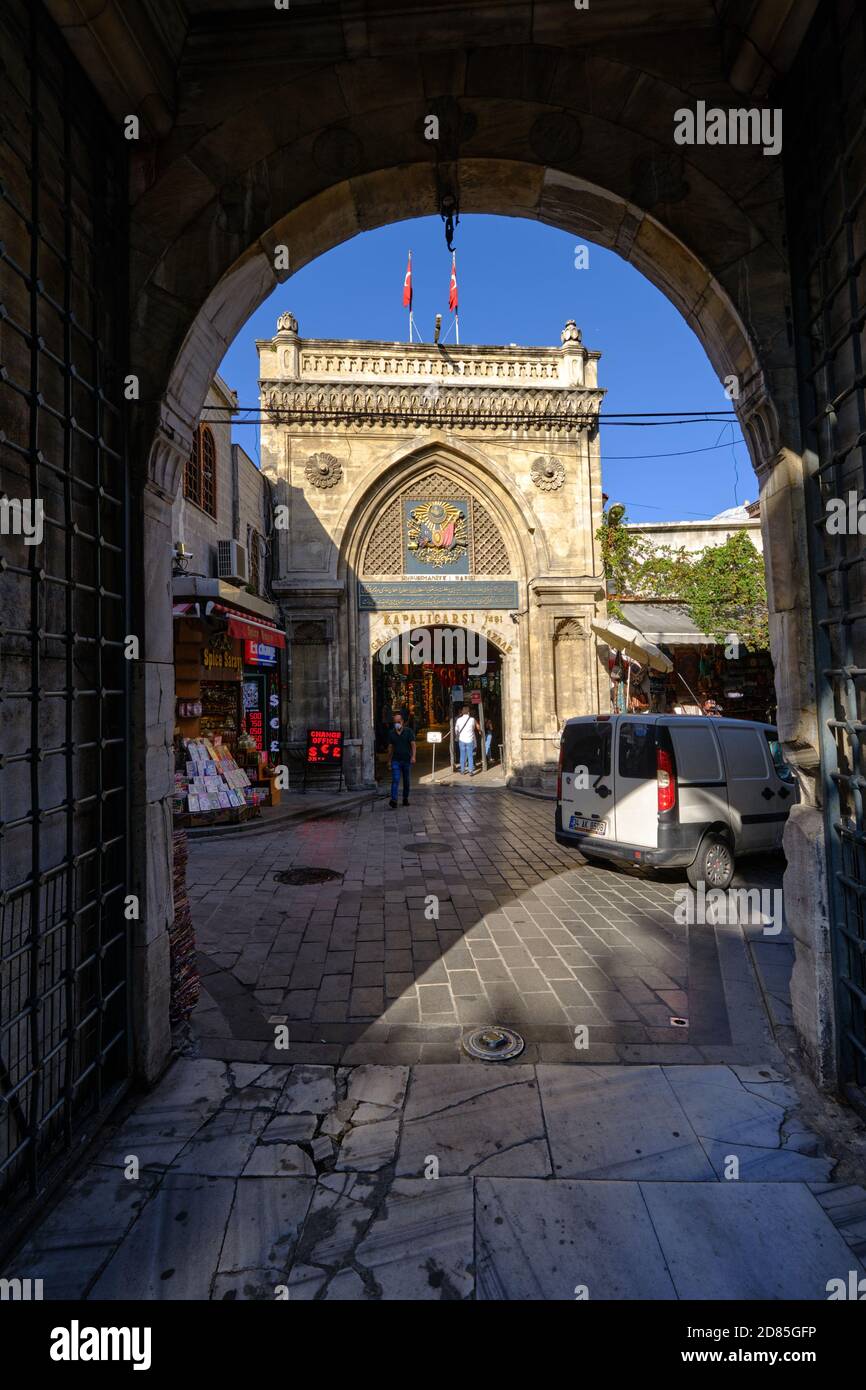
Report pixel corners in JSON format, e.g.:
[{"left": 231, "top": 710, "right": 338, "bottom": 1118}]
[
  {"left": 618, "top": 722, "right": 657, "bottom": 780},
  {"left": 561, "top": 722, "right": 611, "bottom": 778}
]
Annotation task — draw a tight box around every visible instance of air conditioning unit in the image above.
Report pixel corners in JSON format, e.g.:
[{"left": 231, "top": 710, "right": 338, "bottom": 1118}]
[{"left": 217, "top": 539, "right": 249, "bottom": 585}]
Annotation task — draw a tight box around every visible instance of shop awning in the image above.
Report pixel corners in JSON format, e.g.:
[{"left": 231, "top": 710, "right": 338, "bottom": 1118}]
[
  {"left": 591, "top": 617, "right": 673, "bottom": 672},
  {"left": 210, "top": 603, "right": 286, "bottom": 649},
  {"left": 617, "top": 602, "right": 711, "bottom": 647}
]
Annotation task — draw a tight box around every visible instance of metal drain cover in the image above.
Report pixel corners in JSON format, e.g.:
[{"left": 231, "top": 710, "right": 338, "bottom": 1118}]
[
  {"left": 462, "top": 1026, "right": 525, "bottom": 1061},
  {"left": 273, "top": 867, "right": 343, "bottom": 885},
  {"left": 402, "top": 841, "right": 451, "bottom": 853}
]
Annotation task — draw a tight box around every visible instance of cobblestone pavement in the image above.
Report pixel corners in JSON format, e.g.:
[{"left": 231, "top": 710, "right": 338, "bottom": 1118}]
[
  {"left": 6, "top": 1059, "right": 865, "bottom": 1300},
  {"left": 7, "top": 792, "right": 863, "bottom": 1302},
  {"left": 187, "top": 786, "right": 788, "bottom": 1068}
]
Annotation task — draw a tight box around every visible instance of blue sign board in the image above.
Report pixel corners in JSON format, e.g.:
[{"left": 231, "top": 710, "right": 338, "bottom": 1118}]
[{"left": 358, "top": 580, "right": 520, "bottom": 611}]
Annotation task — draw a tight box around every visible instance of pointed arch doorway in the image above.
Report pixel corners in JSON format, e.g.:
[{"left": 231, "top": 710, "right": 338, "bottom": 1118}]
[{"left": 372, "top": 621, "right": 510, "bottom": 782}]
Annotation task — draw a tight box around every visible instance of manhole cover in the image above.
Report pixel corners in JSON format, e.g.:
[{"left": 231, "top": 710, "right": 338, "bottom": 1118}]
[
  {"left": 462, "top": 1026, "right": 525, "bottom": 1061},
  {"left": 273, "top": 867, "right": 343, "bottom": 885},
  {"left": 402, "top": 841, "right": 451, "bottom": 853}
]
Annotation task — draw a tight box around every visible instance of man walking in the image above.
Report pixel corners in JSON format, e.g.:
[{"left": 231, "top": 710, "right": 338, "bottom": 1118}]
[
  {"left": 387, "top": 710, "right": 416, "bottom": 807},
  {"left": 455, "top": 704, "right": 480, "bottom": 775}
]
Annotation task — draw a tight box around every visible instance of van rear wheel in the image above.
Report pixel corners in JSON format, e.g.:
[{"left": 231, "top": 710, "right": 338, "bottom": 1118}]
[{"left": 687, "top": 834, "right": 734, "bottom": 891}]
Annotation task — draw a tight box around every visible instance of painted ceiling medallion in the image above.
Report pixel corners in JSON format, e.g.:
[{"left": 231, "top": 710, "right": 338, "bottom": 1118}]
[
  {"left": 531, "top": 455, "right": 566, "bottom": 491},
  {"left": 305, "top": 452, "right": 343, "bottom": 489}
]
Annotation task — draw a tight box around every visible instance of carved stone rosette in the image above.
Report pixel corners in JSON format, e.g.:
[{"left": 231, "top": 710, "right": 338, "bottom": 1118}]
[
  {"left": 305, "top": 452, "right": 343, "bottom": 488},
  {"left": 531, "top": 455, "right": 566, "bottom": 491}
]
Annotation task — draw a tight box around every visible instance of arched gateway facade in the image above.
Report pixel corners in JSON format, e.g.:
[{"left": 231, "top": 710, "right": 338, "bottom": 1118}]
[{"left": 259, "top": 316, "right": 606, "bottom": 790}]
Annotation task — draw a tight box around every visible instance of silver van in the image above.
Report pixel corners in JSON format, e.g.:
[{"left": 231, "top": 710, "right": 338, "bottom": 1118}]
[{"left": 555, "top": 714, "right": 798, "bottom": 889}]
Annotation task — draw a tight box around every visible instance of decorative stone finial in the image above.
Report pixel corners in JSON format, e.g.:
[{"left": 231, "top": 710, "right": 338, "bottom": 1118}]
[
  {"left": 276, "top": 310, "right": 298, "bottom": 335},
  {"left": 561, "top": 319, "right": 581, "bottom": 345}
]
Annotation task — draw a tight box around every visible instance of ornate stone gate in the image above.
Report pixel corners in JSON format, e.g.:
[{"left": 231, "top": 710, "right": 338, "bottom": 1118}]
[{"left": 258, "top": 319, "right": 607, "bottom": 790}]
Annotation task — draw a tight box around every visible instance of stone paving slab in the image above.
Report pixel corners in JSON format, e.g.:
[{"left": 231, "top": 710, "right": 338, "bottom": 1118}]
[
  {"left": 639, "top": 1182, "right": 865, "bottom": 1300},
  {"left": 5, "top": 1057, "right": 862, "bottom": 1301},
  {"left": 184, "top": 788, "right": 783, "bottom": 1066},
  {"left": 536, "top": 1065, "right": 715, "bottom": 1180},
  {"left": 476, "top": 1177, "right": 677, "bottom": 1300}
]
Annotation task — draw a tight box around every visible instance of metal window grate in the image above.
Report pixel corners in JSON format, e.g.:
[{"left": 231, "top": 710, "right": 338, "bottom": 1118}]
[
  {"left": 787, "top": 0, "right": 866, "bottom": 1114},
  {"left": 0, "top": 0, "right": 131, "bottom": 1220}
]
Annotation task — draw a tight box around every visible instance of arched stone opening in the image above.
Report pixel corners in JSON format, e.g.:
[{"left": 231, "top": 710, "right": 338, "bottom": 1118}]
[
  {"left": 334, "top": 440, "right": 552, "bottom": 789},
  {"left": 132, "top": 156, "right": 816, "bottom": 1085}
]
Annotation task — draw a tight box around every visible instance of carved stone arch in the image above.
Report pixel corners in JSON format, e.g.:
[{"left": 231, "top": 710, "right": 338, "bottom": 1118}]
[{"left": 338, "top": 436, "right": 547, "bottom": 585}]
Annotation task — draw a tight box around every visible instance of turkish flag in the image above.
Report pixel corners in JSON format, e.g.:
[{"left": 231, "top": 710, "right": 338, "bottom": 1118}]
[
  {"left": 402, "top": 252, "right": 413, "bottom": 309},
  {"left": 448, "top": 253, "right": 458, "bottom": 312}
]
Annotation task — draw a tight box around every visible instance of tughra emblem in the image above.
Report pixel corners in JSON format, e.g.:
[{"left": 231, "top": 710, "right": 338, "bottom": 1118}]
[{"left": 406, "top": 500, "right": 468, "bottom": 568}]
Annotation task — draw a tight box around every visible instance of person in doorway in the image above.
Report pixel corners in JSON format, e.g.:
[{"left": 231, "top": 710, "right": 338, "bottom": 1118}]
[
  {"left": 484, "top": 718, "right": 494, "bottom": 762},
  {"left": 387, "top": 710, "right": 416, "bottom": 807},
  {"left": 455, "top": 704, "right": 480, "bottom": 775}
]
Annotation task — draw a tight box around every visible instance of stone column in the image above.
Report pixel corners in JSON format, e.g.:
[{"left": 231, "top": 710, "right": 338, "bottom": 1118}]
[
  {"left": 742, "top": 386, "right": 834, "bottom": 1086},
  {"left": 130, "top": 402, "right": 194, "bottom": 1083}
]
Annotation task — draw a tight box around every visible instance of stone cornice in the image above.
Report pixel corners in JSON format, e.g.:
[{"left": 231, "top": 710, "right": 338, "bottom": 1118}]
[{"left": 261, "top": 380, "right": 603, "bottom": 433}]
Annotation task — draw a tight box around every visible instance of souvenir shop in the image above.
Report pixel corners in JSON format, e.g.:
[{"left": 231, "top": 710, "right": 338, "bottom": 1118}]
[
  {"left": 600, "top": 603, "right": 776, "bottom": 723},
  {"left": 172, "top": 602, "right": 286, "bottom": 825}
]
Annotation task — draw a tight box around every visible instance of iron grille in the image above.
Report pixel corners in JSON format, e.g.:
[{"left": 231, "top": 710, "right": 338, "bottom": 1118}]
[
  {"left": 0, "top": 0, "right": 131, "bottom": 1223},
  {"left": 786, "top": 0, "right": 866, "bottom": 1113}
]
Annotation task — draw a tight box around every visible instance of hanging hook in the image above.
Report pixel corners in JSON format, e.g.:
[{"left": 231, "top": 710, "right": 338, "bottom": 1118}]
[{"left": 440, "top": 191, "right": 459, "bottom": 252}]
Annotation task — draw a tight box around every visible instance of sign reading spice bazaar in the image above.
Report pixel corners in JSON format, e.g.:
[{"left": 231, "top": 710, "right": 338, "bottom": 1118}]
[{"left": 202, "top": 632, "right": 243, "bottom": 674}]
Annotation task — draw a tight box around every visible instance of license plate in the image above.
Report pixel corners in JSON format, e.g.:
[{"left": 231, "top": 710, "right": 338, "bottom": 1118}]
[{"left": 569, "top": 814, "right": 607, "bottom": 835}]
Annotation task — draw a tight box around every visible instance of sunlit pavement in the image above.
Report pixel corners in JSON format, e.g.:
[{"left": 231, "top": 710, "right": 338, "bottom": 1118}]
[
  {"left": 187, "top": 787, "right": 788, "bottom": 1067},
  {"left": 5, "top": 790, "right": 865, "bottom": 1300}
]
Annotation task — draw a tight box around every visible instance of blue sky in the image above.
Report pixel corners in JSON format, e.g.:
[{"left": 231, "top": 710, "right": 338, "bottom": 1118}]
[{"left": 218, "top": 214, "right": 752, "bottom": 522}]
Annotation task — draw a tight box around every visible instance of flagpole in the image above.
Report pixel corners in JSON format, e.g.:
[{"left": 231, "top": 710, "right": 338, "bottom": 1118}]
[
  {"left": 408, "top": 250, "right": 413, "bottom": 343},
  {"left": 454, "top": 311, "right": 459, "bottom": 345}
]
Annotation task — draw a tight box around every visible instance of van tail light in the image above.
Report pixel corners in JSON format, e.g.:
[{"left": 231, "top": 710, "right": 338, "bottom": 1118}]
[
  {"left": 657, "top": 747, "right": 676, "bottom": 813},
  {"left": 556, "top": 740, "right": 565, "bottom": 801}
]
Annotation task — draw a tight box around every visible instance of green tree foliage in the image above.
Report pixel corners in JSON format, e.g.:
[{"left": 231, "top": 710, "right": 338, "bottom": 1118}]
[{"left": 596, "top": 510, "right": 769, "bottom": 650}]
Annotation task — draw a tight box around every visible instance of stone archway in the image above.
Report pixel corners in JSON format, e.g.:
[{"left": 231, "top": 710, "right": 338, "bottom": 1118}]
[
  {"left": 336, "top": 442, "right": 544, "bottom": 789},
  {"left": 113, "top": 43, "right": 822, "bottom": 1084}
]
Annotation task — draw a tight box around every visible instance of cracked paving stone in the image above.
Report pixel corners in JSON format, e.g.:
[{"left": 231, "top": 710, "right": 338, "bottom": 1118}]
[
  {"left": 662, "top": 1064, "right": 822, "bottom": 1157},
  {"left": 215, "top": 1176, "right": 315, "bottom": 1290},
  {"left": 335, "top": 1116, "right": 400, "bottom": 1171},
  {"left": 259, "top": 1114, "right": 318, "bottom": 1143},
  {"left": 287, "top": 1174, "right": 473, "bottom": 1300},
  {"left": 397, "top": 1065, "right": 550, "bottom": 1177},
  {"left": 640, "top": 1182, "right": 866, "bottom": 1299},
  {"left": 243, "top": 1142, "right": 316, "bottom": 1177},
  {"left": 89, "top": 1173, "right": 236, "bottom": 1300},
  {"left": 97, "top": 1059, "right": 234, "bottom": 1169},
  {"left": 312, "top": 1135, "right": 335, "bottom": 1164},
  {"left": 3, "top": 1166, "right": 161, "bottom": 1300},
  {"left": 171, "top": 1108, "right": 270, "bottom": 1178},
  {"left": 347, "top": 1065, "right": 409, "bottom": 1112},
  {"left": 276, "top": 1065, "right": 336, "bottom": 1115},
  {"left": 476, "top": 1177, "right": 676, "bottom": 1301},
  {"left": 536, "top": 1065, "right": 714, "bottom": 1180}
]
